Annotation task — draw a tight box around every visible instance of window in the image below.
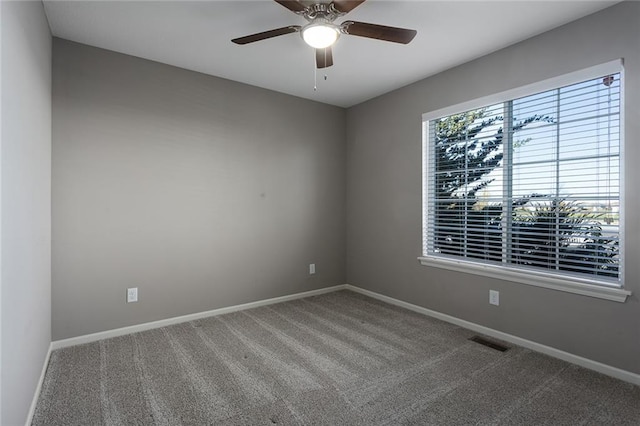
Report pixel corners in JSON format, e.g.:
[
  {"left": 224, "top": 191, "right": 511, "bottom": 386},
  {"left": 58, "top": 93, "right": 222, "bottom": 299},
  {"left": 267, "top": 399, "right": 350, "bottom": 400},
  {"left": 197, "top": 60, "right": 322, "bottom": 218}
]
[{"left": 421, "top": 61, "right": 629, "bottom": 302}]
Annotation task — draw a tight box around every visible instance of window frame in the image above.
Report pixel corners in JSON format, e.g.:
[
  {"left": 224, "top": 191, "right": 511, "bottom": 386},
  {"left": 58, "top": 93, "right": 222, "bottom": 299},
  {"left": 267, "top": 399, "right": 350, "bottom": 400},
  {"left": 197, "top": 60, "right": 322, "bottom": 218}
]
[{"left": 419, "top": 60, "right": 630, "bottom": 303}]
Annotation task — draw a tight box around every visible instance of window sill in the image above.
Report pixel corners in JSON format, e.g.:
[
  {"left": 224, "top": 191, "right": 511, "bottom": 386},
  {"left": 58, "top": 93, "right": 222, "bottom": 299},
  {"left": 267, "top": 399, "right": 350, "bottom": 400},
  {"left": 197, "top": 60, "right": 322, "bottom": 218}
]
[{"left": 417, "top": 256, "right": 630, "bottom": 303}]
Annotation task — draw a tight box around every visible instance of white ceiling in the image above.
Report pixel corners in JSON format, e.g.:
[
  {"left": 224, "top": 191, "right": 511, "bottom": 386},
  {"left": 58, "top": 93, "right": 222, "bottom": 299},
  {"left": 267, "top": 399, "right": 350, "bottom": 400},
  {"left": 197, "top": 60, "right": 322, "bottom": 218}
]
[{"left": 43, "top": 0, "right": 619, "bottom": 107}]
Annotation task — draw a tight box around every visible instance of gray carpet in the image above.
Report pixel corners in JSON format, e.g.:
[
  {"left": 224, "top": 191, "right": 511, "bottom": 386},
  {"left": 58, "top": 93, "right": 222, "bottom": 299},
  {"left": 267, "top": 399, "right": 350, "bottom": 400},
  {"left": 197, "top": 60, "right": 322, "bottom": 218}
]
[{"left": 33, "top": 290, "right": 640, "bottom": 425}]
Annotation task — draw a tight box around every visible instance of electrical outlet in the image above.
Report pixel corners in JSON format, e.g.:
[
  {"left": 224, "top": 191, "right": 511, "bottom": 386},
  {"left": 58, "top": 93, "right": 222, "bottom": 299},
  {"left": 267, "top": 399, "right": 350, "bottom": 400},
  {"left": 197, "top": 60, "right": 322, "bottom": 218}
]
[
  {"left": 127, "top": 287, "right": 138, "bottom": 303},
  {"left": 489, "top": 290, "right": 499, "bottom": 306},
  {"left": 309, "top": 263, "right": 316, "bottom": 275}
]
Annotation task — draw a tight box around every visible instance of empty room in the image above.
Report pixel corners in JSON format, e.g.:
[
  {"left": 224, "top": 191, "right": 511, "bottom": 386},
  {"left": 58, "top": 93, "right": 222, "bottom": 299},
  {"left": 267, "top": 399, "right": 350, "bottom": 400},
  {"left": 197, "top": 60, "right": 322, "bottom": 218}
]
[{"left": 2, "top": 0, "right": 640, "bottom": 424}]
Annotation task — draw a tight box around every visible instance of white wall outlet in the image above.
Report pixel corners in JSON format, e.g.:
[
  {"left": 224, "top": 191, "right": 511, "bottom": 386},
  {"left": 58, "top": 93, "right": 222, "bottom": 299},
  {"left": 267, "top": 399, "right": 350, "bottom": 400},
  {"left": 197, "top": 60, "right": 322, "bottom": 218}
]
[
  {"left": 127, "top": 287, "right": 138, "bottom": 303},
  {"left": 489, "top": 290, "right": 499, "bottom": 306},
  {"left": 309, "top": 263, "right": 316, "bottom": 275}
]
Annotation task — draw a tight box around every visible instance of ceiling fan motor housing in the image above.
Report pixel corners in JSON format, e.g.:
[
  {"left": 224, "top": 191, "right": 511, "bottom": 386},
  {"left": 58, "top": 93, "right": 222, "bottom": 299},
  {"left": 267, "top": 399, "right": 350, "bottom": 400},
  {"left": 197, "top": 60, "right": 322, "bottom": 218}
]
[{"left": 302, "top": 3, "right": 346, "bottom": 22}]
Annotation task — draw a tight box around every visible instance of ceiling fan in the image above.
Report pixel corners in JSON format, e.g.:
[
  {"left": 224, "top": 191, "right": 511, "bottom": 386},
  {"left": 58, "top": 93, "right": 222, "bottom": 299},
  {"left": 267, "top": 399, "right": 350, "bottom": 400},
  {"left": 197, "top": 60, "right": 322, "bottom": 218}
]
[{"left": 231, "top": 0, "right": 417, "bottom": 69}]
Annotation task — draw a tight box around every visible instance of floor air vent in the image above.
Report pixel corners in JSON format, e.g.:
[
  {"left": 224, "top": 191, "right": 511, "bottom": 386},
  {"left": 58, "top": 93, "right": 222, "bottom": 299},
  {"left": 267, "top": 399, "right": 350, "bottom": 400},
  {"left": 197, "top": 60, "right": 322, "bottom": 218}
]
[{"left": 469, "top": 336, "right": 509, "bottom": 352}]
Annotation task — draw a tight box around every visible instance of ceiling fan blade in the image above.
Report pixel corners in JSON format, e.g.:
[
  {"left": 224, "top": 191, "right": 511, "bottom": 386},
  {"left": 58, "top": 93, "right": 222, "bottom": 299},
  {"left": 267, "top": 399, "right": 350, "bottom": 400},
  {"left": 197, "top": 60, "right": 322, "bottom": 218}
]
[
  {"left": 274, "top": 0, "right": 306, "bottom": 13},
  {"left": 316, "top": 47, "right": 333, "bottom": 69},
  {"left": 331, "top": 0, "right": 366, "bottom": 14},
  {"left": 231, "top": 26, "right": 301, "bottom": 45},
  {"left": 341, "top": 21, "right": 417, "bottom": 44}
]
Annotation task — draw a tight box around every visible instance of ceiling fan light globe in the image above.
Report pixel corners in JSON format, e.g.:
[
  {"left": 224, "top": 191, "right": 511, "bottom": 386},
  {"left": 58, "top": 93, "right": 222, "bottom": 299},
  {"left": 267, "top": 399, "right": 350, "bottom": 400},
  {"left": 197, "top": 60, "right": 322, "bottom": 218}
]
[{"left": 302, "top": 24, "right": 339, "bottom": 49}]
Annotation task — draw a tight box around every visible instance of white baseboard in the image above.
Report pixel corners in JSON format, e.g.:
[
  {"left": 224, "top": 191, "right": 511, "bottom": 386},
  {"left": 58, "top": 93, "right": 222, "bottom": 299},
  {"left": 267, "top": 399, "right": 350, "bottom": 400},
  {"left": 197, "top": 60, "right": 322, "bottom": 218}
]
[
  {"left": 51, "top": 285, "right": 348, "bottom": 350},
  {"left": 344, "top": 284, "right": 640, "bottom": 387},
  {"left": 25, "top": 342, "right": 53, "bottom": 426},
  {"left": 47, "top": 282, "right": 640, "bottom": 389}
]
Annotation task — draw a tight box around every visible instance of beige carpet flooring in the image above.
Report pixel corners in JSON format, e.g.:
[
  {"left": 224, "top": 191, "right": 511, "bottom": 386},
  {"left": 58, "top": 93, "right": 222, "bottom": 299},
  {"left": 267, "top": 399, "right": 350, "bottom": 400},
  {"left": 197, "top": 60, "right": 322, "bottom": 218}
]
[{"left": 33, "top": 290, "right": 640, "bottom": 425}]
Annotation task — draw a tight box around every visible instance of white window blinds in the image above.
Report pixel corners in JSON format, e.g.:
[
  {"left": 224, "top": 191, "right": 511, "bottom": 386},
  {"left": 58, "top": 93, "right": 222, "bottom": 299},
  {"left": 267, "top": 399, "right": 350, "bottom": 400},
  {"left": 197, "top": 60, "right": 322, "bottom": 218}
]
[{"left": 423, "top": 72, "right": 621, "bottom": 287}]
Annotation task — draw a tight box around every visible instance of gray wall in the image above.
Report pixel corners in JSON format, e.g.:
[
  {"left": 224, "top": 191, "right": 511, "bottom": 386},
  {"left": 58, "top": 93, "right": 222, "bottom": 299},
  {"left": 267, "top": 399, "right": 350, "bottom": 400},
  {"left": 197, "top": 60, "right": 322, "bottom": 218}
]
[
  {"left": 52, "top": 39, "right": 346, "bottom": 340},
  {"left": 346, "top": 1, "right": 640, "bottom": 374},
  {"left": 1, "top": 1, "right": 52, "bottom": 424}
]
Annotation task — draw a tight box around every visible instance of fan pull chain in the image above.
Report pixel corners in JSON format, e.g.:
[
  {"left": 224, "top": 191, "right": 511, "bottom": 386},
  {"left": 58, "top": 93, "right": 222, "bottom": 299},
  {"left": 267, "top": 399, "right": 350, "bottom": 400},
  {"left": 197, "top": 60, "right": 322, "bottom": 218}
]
[
  {"left": 312, "top": 50, "right": 328, "bottom": 92},
  {"left": 323, "top": 48, "right": 329, "bottom": 82},
  {"left": 324, "top": 49, "right": 328, "bottom": 81}
]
